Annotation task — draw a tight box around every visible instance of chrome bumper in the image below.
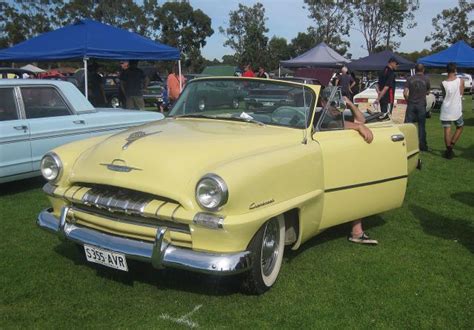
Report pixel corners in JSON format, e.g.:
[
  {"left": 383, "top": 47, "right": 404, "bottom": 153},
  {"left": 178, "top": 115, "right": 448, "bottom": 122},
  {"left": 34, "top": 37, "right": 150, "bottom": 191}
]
[{"left": 37, "top": 207, "right": 252, "bottom": 275}]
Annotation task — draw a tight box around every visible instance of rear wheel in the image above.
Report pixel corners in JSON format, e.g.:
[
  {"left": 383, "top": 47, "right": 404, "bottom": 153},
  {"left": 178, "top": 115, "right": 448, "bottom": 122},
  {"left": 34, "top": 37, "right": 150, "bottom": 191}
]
[{"left": 242, "top": 215, "right": 285, "bottom": 295}]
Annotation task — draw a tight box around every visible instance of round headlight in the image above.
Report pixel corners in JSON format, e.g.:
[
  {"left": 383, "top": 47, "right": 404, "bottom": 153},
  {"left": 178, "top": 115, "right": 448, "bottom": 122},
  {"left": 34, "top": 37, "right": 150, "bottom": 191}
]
[
  {"left": 195, "top": 174, "right": 228, "bottom": 211},
  {"left": 40, "top": 152, "right": 62, "bottom": 182}
]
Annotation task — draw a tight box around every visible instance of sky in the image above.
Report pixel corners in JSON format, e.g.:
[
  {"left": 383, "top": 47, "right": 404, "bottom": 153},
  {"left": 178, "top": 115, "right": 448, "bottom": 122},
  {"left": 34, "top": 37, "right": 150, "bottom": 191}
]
[{"left": 185, "top": 0, "right": 466, "bottom": 60}]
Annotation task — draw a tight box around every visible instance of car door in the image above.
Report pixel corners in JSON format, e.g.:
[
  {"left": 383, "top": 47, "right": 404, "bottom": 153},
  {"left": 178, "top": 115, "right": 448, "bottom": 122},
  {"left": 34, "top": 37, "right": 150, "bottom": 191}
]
[
  {"left": 20, "top": 85, "right": 91, "bottom": 171},
  {"left": 0, "top": 86, "right": 32, "bottom": 182},
  {"left": 313, "top": 94, "right": 408, "bottom": 230}
]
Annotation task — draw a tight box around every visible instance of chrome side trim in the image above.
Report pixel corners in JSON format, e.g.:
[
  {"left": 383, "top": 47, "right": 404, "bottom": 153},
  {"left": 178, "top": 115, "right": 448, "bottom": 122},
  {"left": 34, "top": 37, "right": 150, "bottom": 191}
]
[{"left": 37, "top": 208, "right": 251, "bottom": 275}]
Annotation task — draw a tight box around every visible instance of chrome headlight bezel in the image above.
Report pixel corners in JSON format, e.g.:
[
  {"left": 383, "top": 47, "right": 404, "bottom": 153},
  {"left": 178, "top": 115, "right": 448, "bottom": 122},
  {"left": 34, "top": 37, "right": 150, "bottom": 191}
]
[
  {"left": 40, "top": 152, "right": 63, "bottom": 182},
  {"left": 195, "top": 173, "right": 228, "bottom": 211}
]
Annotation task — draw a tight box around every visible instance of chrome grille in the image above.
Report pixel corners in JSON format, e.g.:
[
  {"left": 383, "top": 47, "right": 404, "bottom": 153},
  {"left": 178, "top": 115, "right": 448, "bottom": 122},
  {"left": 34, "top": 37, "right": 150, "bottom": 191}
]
[{"left": 82, "top": 186, "right": 153, "bottom": 215}]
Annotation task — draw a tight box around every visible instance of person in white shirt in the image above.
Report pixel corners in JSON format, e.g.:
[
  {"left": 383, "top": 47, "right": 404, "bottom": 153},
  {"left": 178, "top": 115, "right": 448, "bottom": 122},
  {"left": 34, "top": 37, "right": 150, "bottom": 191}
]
[{"left": 440, "top": 62, "right": 464, "bottom": 159}]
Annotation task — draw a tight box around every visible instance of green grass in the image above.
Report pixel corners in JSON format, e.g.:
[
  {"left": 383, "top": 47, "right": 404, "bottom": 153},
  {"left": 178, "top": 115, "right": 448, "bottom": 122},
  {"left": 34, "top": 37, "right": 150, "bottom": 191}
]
[{"left": 1, "top": 98, "right": 473, "bottom": 328}]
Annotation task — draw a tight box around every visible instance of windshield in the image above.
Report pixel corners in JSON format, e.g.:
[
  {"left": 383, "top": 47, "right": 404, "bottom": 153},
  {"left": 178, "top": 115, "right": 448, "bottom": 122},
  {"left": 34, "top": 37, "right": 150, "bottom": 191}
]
[{"left": 169, "top": 78, "right": 315, "bottom": 129}]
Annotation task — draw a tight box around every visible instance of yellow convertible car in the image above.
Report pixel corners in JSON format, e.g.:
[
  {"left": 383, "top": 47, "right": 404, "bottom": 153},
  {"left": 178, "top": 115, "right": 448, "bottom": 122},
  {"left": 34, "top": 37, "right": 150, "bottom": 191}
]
[{"left": 37, "top": 78, "right": 419, "bottom": 294}]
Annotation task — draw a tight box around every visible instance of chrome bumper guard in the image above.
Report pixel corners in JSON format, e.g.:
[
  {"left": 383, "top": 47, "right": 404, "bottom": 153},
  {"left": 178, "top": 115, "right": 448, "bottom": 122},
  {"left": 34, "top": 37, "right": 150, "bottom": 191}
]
[{"left": 37, "top": 207, "right": 252, "bottom": 275}]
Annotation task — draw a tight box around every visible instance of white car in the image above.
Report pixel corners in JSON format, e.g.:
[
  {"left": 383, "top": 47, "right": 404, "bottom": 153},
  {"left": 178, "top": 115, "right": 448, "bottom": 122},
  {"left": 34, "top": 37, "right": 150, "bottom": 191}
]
[{"left": 353, "top": 79, "right": 435, "bottom": 116}]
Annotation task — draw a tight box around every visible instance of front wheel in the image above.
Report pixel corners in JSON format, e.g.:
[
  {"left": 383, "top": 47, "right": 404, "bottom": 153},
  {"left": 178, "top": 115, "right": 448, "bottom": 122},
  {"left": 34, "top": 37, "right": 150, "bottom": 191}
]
[{"left": 242, "top": 215, "right": 285, "bottom": 295}]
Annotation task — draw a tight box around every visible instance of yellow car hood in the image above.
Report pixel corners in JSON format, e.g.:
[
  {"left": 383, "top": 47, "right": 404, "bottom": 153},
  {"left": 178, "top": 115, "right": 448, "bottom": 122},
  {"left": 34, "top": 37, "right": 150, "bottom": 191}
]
[{"left": 69, "top": 118, "right": 303, "bottom": 203}]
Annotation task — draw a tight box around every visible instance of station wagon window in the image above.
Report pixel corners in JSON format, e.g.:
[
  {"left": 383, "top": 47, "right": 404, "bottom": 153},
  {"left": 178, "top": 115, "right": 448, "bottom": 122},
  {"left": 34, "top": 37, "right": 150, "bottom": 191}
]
[
  {"left": 21, "top": 87, "right": 71, "bottom": 119},
  {"left": 0, "top": 88, "right": 19, "bottom": 121}
]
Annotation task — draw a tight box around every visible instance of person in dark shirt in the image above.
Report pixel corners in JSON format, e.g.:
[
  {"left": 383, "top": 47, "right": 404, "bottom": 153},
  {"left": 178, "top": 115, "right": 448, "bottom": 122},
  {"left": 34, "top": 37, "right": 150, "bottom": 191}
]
[
  {"left": 335, "top": 66, "right": 355, "bottom": 100},
  {"left": 375, "top": 57, "right": 398, "bottom": 113},
  {"left": 403, "top": 63, "right": 431, "bottom": 151},
  {"left": 120, "top": 60, "right": 148, "bottom": 110},
  {"left": 118, "top": 61, "right": 129, "bottom": 107},
  {"left": 87, "top": 62, "right": 106, "bottom": 107}
]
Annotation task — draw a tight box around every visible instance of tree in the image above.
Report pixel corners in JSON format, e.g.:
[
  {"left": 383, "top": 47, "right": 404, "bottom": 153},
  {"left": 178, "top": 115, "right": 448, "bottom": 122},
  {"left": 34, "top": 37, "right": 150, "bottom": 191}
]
[
  {"left": 352, "top": 0, "right": 419, "bottom": 54},
  {"left": 425, "top": 0, "right": 474, "bottom": 51},
  {"left": 382, "top": 0, "right": 419, "bottom": 50},
  {"left": 221, "top": 55, "right": 237, "bottom": 65},
  {"left": 155, "top": 1, "right": 214, "bottom": 72},
  {"left": 56, "top": 0, "right": 155, "bottom": 38},
  {"left": 0, "top": 0, "right": 62, "bottom": 48},
  {"left": 303, "top": 0, "right": 352, "bottom": 55},
  {"left": 267, "top": 36, "right": 291, "bottom": 71},
  {"left": 219, "top": 3, "right": 269, "bottom": 68},
  {"left": 289, "top": 32, "right": 317, "bottom": 57}
]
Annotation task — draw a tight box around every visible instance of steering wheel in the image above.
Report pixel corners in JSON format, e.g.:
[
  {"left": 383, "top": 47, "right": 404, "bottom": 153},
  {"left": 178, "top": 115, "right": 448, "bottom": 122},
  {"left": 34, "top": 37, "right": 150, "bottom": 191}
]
[{"left": 271, "top": 107, "right": 306, "bottom": 126}]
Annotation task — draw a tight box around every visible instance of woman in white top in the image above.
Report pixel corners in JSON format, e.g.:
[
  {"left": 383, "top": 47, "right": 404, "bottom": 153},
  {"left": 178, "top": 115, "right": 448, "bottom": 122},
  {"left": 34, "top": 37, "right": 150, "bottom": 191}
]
[{"left": 440, "top": 63, "right": 464, "bottom": 159}]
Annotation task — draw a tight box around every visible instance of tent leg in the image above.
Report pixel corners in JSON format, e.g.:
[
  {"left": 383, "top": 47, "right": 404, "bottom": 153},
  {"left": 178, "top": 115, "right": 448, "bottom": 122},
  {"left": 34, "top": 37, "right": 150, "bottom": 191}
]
[
  {"left": 83, "top": 58, "right": 88, "bottom": 99},
  {"left": 178, "top": 60, "right": 182, "bottom": 92}
]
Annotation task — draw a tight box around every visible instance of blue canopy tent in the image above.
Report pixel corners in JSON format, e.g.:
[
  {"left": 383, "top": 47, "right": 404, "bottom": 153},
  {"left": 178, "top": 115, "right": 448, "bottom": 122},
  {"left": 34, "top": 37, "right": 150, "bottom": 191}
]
[
  {"left": 418, "top": 41, "right": 474, "bottom": 68},
  {"left": 0, "top": 19, "right": 181, "bottom": 97}
]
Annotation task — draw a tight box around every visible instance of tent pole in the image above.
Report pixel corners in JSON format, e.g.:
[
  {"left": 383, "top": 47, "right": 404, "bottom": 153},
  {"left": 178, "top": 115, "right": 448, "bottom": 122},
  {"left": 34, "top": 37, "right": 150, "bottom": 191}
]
[
  {"left": 178, "top": 60, "right": 182, "bottom": 92},
  {"left": 83, "top": 58, "right": 88, "bottom": 99}
]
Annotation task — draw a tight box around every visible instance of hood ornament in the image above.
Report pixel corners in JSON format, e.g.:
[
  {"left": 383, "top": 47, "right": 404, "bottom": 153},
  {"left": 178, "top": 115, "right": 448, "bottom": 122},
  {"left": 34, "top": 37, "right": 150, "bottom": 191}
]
[
  {"left": 122, "top": 130, "right": 161, "bottom": 150},
  {"left": 100, "top": 159, "right": 141, "bottom": 173}
]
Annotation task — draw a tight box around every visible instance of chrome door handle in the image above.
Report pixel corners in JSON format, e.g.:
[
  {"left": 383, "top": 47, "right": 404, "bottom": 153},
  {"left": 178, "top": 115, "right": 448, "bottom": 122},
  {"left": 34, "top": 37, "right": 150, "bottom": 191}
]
[
  {"left": 73, "top": 120, "right": 85, "bottom": 124},
  {"left": 391, "top": 134, "right": 405, "bottom": 142},
  {"left": 13, "top": 125, "right": 28, "bottom": 131}
]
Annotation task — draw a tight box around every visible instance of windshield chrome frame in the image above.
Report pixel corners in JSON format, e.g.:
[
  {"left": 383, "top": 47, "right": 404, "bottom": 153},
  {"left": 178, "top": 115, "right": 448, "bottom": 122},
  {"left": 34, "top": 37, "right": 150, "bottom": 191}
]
[{"left": 168, "top": 77, "right": 317, "bottom": 130}]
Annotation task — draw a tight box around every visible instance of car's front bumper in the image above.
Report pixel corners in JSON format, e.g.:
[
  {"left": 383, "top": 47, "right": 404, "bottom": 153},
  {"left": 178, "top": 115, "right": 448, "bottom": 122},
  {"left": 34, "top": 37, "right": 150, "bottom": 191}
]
[{"left": 37, "top": 207, "right": 252, "bottom": 275}]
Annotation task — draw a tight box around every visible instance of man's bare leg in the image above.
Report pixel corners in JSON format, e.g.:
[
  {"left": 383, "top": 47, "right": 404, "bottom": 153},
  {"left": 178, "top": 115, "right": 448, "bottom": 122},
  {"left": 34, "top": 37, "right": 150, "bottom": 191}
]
[{"left": 349, "top": 220, "right": 378, "bottom": 245}]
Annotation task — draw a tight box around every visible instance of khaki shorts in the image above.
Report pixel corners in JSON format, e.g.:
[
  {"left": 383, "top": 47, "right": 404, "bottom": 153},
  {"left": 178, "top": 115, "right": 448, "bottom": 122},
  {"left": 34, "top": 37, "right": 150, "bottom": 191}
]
[{"left": 126, "top": 96, "right": 145, "bottom": 110}]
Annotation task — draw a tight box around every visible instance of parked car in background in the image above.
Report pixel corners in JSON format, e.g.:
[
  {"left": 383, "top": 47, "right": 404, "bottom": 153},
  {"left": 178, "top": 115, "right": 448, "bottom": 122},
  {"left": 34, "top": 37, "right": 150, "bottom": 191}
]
[
  {"left": 0, "top": 67, "right": 36, "bottom": 79},
  {"left": 37, "top": 78, "right": 420, "bottom": 294},
  {"left": 353, "top": 79, "right": 436, "bottom": 117},
  {"left": 143, "top": 80, "right": 166, "bottom": 108},
  {"left": 0, "top": 80, "right": 163, "bottom": 183},
  {"left": 103, "top": 75, "right": 121, "bottom": 108}
]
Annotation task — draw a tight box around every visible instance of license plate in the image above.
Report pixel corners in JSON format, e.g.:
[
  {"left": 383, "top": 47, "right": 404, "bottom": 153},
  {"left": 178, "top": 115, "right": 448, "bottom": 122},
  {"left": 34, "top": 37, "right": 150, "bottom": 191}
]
[
  {"left": 84, "top": 245, "right": 128, "bottom": 271},
  {"left": 262, "top": 102, "right": 274, "bottom": 106}
]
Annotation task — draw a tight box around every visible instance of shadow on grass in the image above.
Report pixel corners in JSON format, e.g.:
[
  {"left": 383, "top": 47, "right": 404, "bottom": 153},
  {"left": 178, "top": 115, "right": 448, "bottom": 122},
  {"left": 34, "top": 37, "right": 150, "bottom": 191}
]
[
  {"left": 453, "top": 144, "right": 474, "bottom": 161},
  {"left": 0, "top": 176, "right": 45, "bottom": 196},
  {"left": 53, "top": 242, "right": 242, "bottom": 296},
  {"left": 451, "top": 192, "right": 474, "bottom": 207},
  {"left": 409, "top": 204, "right": 473, "bottom": 253},
  {"left": 462, "top": 117, "right": 474, "bottom": 126},
  {"left": 285, "top": 215, "right": 386, "bottom": 261}
]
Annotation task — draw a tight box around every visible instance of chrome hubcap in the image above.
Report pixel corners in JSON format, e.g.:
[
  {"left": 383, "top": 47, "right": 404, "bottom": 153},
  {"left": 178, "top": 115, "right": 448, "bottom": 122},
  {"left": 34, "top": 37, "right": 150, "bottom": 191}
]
[{"left": 261, "top": 219, "right": 280, "bottom": 276}]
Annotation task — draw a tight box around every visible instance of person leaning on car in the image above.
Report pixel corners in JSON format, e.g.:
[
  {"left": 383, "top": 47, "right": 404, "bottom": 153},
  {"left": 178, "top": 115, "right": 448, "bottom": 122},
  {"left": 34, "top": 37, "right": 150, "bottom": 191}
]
[
  {"left": 374, "top": 57, "right": 398, "bottom": 114},
  {"left": 120, "top": 60, "right": 148, "bottom": 110},
  {"left": 318, "top": 90, "right": 377, "bottom": 244},
  {"left": 403, "top": 63, "right": 431, "bottom": 151}
]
